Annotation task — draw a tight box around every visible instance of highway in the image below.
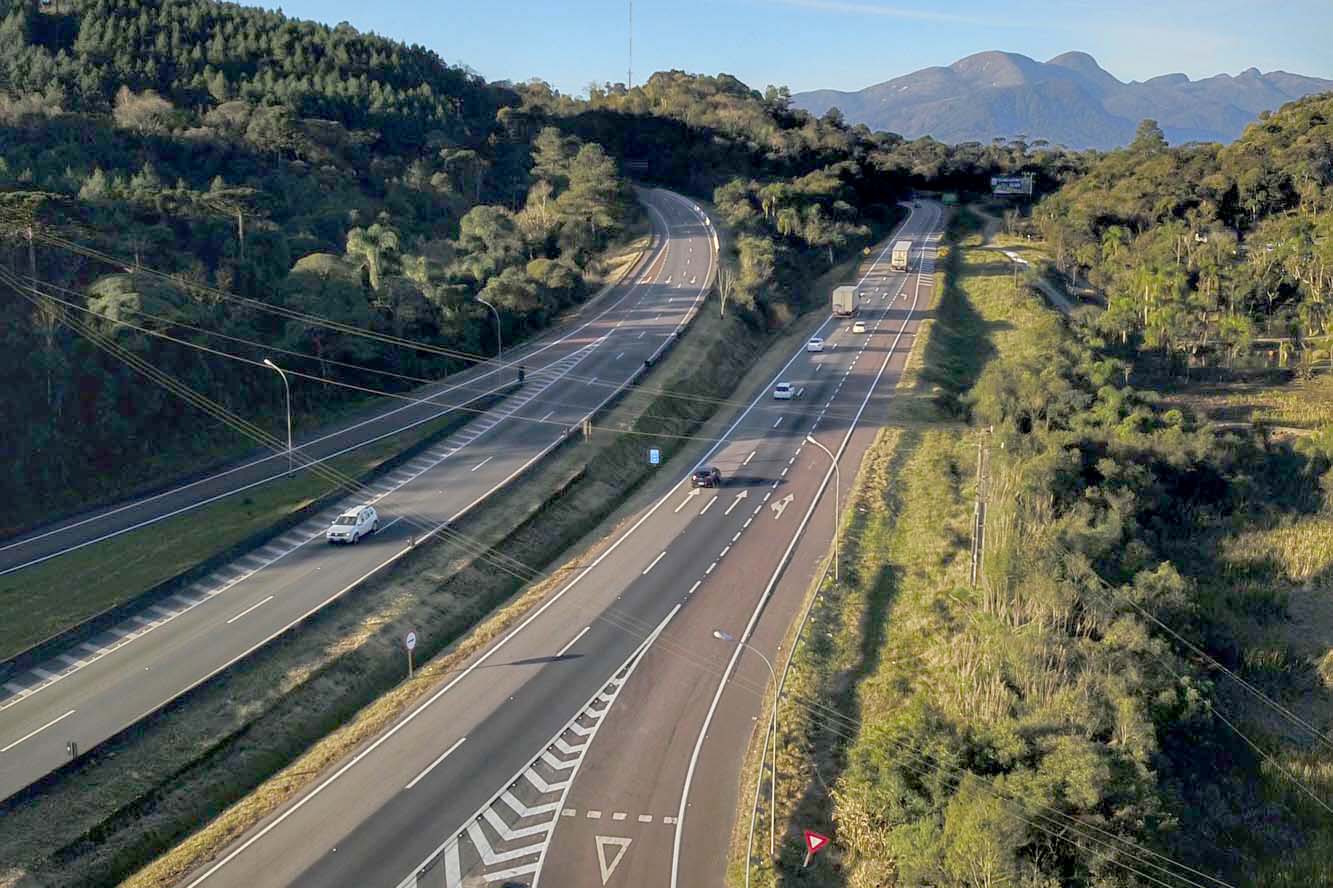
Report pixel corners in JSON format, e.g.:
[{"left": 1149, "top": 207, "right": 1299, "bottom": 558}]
[
  {"left": 0, "top": 187, "right": 690, "bottom": 580},
  {"left": 171, "top": 200, "right": 942, "bottom": 888},
  {"left": 0, "top": 188, "right": 717, "bottom": 802}
]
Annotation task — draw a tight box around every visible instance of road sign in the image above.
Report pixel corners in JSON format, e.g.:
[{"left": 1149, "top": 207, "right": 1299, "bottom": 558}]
[
  {"left": 595, "top": 835, "right": 632, "bottom": 884},
  {"left": 649, "top": 448, "right": 661, "bottom": 465},
  {"left": 802, "top": 829, "right": 830, "bottom": 867},
  {"left": 404, "top": 631, "right": 417, "bottom": 651}
]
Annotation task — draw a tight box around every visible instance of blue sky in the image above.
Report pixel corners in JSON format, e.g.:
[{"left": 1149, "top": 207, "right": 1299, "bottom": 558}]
[{"left": 262, "top": 0, "right": 1333, "bottom": 96}]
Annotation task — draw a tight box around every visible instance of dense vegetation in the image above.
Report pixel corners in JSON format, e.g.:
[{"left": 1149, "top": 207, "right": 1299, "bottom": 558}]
[
  {"left": 0, "top": 0, "right": 639, "bottom": 529},
  {"left": 1036, "top": 101, "right": 1333, "bottom": 375}
]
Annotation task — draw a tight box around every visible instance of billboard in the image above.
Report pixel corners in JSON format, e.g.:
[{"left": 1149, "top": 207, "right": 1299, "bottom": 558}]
[{"left": 991, "top": 175, "right": 1034, "bottom": 196}]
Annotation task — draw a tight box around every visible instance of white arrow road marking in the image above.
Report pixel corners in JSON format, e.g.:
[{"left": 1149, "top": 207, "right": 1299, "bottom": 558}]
[
  {"left": 596, "top": 836, "right": 633, "bottom": 884},
  {"left": 673, "top": 489, "right": 701, "bottom": 513},
  {"left": 724, "top": 490, "right": 749, "bottom": 515},
  {"left": 770, "top": 493, "right": 795, "bottom": 520}
]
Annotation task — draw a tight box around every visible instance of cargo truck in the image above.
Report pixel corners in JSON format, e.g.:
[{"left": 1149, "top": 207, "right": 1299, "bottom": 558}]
[
  {"left": 832, "top": 285, "right": 859, "bottom": 317},
  {"left": 891, "top": 240, "right": 912, "bottom": 272}
]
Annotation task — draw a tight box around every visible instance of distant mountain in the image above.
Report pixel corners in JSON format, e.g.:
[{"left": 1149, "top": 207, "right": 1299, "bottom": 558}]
[{"left": 792, "top": 51, "right": 1333, "bottom": 149}]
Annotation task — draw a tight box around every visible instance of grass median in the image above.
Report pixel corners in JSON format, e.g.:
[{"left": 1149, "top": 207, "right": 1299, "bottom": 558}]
[{"left": 0, "top": 404, "right": 477, "bottom": 662}]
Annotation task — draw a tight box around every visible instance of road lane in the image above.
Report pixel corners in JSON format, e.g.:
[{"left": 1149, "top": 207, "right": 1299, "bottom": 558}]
[
  {"left": 0, "top": 189, "right": 718, "bottom": 801},
  {"left": 173, "top": 203, "right": 938, "bottom": 888}
]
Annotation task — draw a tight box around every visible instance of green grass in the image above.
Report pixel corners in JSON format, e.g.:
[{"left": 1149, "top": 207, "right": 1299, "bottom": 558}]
[{"left": 0, "top": 407, "right": 470, "bottom": 660}]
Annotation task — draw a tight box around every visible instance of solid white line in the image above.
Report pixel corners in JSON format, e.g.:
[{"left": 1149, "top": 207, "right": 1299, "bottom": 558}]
[
  {"left": 1, "top": 709, "right": 76, "bottom": 752},
  {"left": 471, "top": 456, "right": 494, "bottom": 472},
  {"left": 557, "top": 627, "right": 590, "bottom": 657},
  {"left": 226, "top": 595, "right": 274, "bottom": 625},
  {"left": 405, "top": 736, "right": 467, "bottom": 789},
  {"left": 672, "top": 200, "right": 931, "bottom": 888},
  {"left": 642, "top": 551, "right": 667, "bottom": 575}
]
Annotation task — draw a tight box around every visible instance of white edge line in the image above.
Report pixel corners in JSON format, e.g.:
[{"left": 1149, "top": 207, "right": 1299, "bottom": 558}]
[
  {"left": 405, "top": 736, "right": 467, "bottom": 790},
  {"left": 670, "top": 201, "right": 931, "bottom": 887}
]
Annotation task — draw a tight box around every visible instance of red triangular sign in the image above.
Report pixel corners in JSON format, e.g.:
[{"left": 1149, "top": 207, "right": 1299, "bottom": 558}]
[{"left": 803, "top": 829, "right": 830, "bottom": 855}]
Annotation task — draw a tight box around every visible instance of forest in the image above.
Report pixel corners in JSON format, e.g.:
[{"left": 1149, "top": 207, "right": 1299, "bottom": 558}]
[{"left": 1036, "top": 100, "right": 1333, "bottom": 375}]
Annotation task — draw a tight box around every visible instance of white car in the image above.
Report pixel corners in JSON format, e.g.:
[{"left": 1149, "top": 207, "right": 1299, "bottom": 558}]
[
  {"left": 327, "top": 504, "right": 379, "bottom": 544},
  {"left": 806, "top": 337, "right": 825, "bottom": 353},
  {"left": 773, "top": 382, "right": 796, "bottom": 400},
  {"left": 852, "top": 321, "right": 868, "bottom": 334}
]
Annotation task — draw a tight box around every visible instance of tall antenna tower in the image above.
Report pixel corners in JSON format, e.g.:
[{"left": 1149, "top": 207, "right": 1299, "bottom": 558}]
[{"left": 627, "top": 0, "right": 633, "bottom": 88}]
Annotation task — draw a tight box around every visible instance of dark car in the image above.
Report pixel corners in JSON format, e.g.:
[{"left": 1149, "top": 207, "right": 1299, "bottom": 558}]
[{"left": 692, "top": 466, "right": 722, "bottom": 488}]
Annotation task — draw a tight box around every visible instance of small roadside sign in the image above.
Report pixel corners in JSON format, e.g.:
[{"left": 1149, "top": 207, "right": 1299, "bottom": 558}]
[
  {"left": 649, "top": 448, "right": 661, "bottom": 465},
  {"left": 404, "top": 630, "right": 417, "bottom": 679},
  {"left": 802, "top": 829, "right": 830, "bottom": 867}
]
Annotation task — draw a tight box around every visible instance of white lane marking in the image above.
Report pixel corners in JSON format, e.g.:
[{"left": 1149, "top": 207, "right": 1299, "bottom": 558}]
[
  {"left": 705, "top": 562, "right": 717, "bottom": 575},
  {"left": 687, "top": 580, "right": 702, "bottom": 596},
  {"left": 772, "top": 417, "right": 783, "bottom": 429},
  {"left": 225, "top": 595, "right": 274, "bottom": 625},
  {"left": 732, "top": 532, "right": 741, "bottom": 543},
  {"left": 471, "top": 456, "right": 494, "bottom": 472},
  {"left": 615, "top": 352, "right": 624, "bottom": 360},
  {"left": 587, "top": 810, "right": 603, "bottom": 819},
  {"left": 719, "top": 546, "right": 731, "bottom": 558},
  {"left": 742, "top": 451, "right": 755, "bottom": 466},
  {"left": 699, "top": 495, "right": 719, "bottom": 515},
  {"left": 743, "top": 517, "right": 753, "bottom": 529},
  {"left": 405, "top": 736, "right": 467, "bottom": 789},
  {"left": 672, "top": 202, "right": 936, "bottom": 888},
  {"left": 642, "top": 551, "right": 667, "bottom": 575},
  {"left": 781, "top": 467, "right": 789, "bottom": 477},
  {"left": 638, "top": 814, "right": 653, "bottom": 823},
  {"left": 1, "top": 709, "right": 76, "bottom": 752},
  {"left": 557, "top": 627, "right": 590, "bottom": 657},
  {"left": 814, "top": 363, "right": 822, "bottom": 373},
  {"left": 637, "top": 331, "right": 646, "bottom": 339},
  {"left": 674, "top": 490, "right": 701, "bottom": 513},
  {"left": 540, "top": 410, "right": 555, "bottom": 422}
]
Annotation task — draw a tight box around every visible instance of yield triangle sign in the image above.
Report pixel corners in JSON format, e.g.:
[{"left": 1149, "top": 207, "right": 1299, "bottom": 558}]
[
  {"left": 802, "top": 829, "right": 830, "bottom": 866},
  {"left": 595, "top": 835, "right": 632, "bottom": 884}
]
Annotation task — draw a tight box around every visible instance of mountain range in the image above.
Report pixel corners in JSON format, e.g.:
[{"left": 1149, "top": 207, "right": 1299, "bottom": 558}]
[{"left": 791, "top": 51, "right": 1333, "bottom": 149}]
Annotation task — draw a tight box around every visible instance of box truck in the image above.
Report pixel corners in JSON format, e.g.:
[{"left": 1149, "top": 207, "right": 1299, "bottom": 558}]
[
  {"left": 891, "top": 240, "right": 912, "bottom": 272},
  {"left": 832, "top": 285, "right": 859, "bottom": 317}
]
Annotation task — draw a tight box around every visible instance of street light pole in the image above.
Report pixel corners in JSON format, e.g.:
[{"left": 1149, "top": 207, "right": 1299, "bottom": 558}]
[
  {"left": 263, "top": 358, "right": 293, "bottom": 476},
  {"left": 714, "top": 629, "right": 778, "bottom": 859},
  {"left": 476, "top": 296, "right": 502, "bottom": 360},
  {"left": 805, "top": 435, "right": 840, "bottom": 582}
]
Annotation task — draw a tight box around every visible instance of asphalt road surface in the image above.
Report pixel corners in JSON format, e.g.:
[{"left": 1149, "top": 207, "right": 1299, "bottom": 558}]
[
  {"left": 171, "top": 201, "right": 942, "bottom": 888},
  {"left": 0, "top": 188, "right": 717, "bottom": 802}
]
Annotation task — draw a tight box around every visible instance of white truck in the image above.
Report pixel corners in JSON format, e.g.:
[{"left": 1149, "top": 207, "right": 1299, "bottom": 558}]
[
  {"left": 832, "top": 285, "right": 859, "bottom": 317},
  {"left": 891, "top": 240, "right": 912, "bottom": 272}
]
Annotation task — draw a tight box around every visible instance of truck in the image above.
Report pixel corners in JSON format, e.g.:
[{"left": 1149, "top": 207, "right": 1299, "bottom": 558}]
[
  {"left": 891, "top": 240, "right": 912, "bottom": 272},
  {"left": 832, "top": 285, "right": 859, "bottom": 317}
]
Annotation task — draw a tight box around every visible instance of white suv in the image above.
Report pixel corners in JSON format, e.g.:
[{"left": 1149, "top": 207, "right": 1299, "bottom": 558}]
[
  {"left": 773, "top": 382, "right": 796, "bottom": 400},
  {"left": 806, "top": 337, "right": 825, "bottom": 352},
  {"left": 327, "top": 505, "right": 379, "bottom": 544}
]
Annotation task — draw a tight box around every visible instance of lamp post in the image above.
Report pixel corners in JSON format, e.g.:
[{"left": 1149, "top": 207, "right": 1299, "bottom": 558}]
[
  {"left": 714, "top": 629, "right": 778, "bottom": 858},
  {"left": 476, "top": 296, "right": 502, "bottom": 360},
  {"left": 263, "top": 358, "right": 293, "bottom": 476},
  {"left": 805, "top": 435, "right": 840, "bottom": 582}
]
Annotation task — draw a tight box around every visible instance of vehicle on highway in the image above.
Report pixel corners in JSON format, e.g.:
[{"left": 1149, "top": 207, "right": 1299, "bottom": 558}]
[
  {"left": 831, "top": 284, "right": 859, "bottom": 317},
  {"left": 891, "top": 239, "right": 912, "bottom": 271},
  {"left": 691, "top": 466, "right": 723, "bottom": 488},
  {"left": 806, "top": 337, "right": 825, "bottom": 352},
  {"left": 773, "top": 382, "right": 796, "bottom": 400},
  {"left": 852, "top": 320, "right": 868, "bottom": 334},
  {"left": 326, "top": 505, "right": 379, "bottom": 544}
]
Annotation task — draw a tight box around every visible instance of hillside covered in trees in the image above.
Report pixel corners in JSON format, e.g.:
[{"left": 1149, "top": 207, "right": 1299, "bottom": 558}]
[
  {"left": 0, "top": 0, "right": 640, "bottom": 527},
  {"left": 1036, "top": 99, "right": 1333, "bottom": 375}
]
